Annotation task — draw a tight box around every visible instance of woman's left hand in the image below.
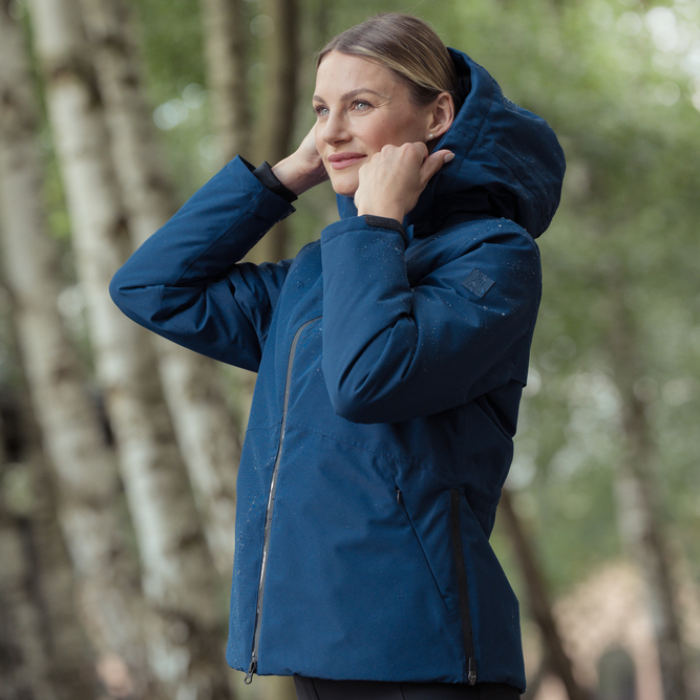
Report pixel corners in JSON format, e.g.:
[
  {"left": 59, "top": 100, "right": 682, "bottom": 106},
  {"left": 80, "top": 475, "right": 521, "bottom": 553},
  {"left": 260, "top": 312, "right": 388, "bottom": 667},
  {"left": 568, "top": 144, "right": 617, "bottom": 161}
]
[{"left": 354, "top": 143, "right": 454, "bottom": 222}]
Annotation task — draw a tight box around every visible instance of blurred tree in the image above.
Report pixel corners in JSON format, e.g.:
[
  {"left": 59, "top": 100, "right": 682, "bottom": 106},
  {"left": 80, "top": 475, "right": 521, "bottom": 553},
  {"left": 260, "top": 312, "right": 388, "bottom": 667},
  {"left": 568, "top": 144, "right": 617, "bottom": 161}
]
[
  {"left": 499, "top": 489, "right": 591, "bottom": 700},
  {"left": 0, "top": 5, "right": 156, "bottom": 695},
  {"left": 0, "top": 390, "right": 59, "bottom": 700},
  {"left": 200, "top": 0, "right": 252, "bottom": 162},
  {"left": 0, "top": 383, "right": 94, "bottom": 700},
  {"left": 0, "top": 494, "right": 57, "bottom": 700},
  {"left": 597, "top": 647, "right": 636, "bottom": 700},
  {"left": 79, "top": 0, "right": 241, "bottom": 577},
  {"left": 607, "top": 279, "right": 689, "bottom": 699},
  {"left": 247, "top": 0, "right": 300, "bottom": 263},
  {"left": 256, "top": 0, "right": 299, "bottom": 167},
  {"left": 25, "top": 0, "right": 233, "bottom": 696}
]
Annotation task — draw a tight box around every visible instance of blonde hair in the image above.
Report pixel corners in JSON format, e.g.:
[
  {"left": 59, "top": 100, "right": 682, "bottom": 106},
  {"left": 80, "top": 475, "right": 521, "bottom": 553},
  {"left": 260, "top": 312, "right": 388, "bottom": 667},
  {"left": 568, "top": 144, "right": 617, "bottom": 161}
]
[{"left": 317, "top": 14, "right": 458, "bottom": 107}]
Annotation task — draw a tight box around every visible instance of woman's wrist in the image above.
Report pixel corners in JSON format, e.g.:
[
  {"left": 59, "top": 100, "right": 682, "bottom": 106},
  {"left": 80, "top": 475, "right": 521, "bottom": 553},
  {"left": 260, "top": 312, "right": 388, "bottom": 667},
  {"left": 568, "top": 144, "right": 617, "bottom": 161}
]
[
  {"left": 355, "top": 193, "right": 405, "bottom": 222},
  {"left": 252, "top": 162, "right": 297, "bottom": 203},
  {"left": 355, "top": 205, "right": 404, "bottom": 222}
]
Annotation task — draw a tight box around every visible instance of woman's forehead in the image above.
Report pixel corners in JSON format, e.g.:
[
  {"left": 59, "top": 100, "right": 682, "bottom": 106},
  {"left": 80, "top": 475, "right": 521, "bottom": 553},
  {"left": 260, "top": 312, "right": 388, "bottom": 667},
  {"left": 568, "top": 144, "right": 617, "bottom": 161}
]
[{"left": 314, "top": 52, "right": 402, "bottom": 99}]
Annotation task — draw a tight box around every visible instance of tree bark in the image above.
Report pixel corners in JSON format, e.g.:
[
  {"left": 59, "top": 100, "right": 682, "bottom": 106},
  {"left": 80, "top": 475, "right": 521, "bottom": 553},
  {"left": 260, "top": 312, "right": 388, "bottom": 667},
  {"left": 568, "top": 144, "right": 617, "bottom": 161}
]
[
  {"left": 248, "top": 0, "right": 300, "bottom": 264},
  {"left": 78, "top": 0, "right": 241, "bottom": 577},
  {"left": 200, "top": 0, "right": 251, "bottom": 164},
  {"left": 0, "top": 511, "right": 55, "bottom": 700},
  {"left": 26, "top": 1, "right": 232, "bottom": 696},
  {"left": 499, "top": 488, "right": 592, "bottom": 700},
  {"left": 257, "top": 0, "right": 299, "bottom": 166},
  {"left": 0, "top": 396, "right": 58, "bottom": 700},
  {"left": 0, "top": 5, "right": 154, "bottom": 695},
  {"left": 606, "top": 281, "right": 689, "bottom": 700},
  {"left": 0, "top": 388, "right": 94, "bottom": 700}
]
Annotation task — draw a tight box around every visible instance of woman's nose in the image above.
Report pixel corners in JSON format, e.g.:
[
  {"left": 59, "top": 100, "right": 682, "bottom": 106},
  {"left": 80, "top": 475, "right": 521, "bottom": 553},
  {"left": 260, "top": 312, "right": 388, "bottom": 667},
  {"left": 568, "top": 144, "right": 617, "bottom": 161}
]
[{"left": 321, "top": 111, "right": 350, "bottom": 144}]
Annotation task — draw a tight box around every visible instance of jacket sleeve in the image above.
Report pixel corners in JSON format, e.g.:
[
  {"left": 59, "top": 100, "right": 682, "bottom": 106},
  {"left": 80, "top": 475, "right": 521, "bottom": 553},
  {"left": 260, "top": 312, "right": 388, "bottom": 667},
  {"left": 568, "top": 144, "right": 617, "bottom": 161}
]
[
  {"left": 320, "top": 216, "right": 541, "bottom": 423},
  {"left": 109, "top": 157, "right": 296, "bottom": 371}
]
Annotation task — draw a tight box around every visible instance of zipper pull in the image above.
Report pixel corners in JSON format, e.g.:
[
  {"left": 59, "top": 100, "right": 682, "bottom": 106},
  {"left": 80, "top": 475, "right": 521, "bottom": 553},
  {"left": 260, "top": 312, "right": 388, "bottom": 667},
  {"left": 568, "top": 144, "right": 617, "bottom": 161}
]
[
  {"left": 396, "top": 488, "right": 402, "bottom": 505},
  {"left": 467, "top": 657, "right": 478, "bottom": 685},
  {"left": 245, "top": 657, "right": 257, "bottom": 685}
]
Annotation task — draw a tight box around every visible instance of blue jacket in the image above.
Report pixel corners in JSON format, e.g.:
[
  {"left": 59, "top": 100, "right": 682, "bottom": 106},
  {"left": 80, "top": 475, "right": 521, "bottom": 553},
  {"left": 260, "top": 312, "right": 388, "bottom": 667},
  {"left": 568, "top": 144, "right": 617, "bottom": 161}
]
[{"left": 110, "top": 49, "right": 565, "bottom": 691}]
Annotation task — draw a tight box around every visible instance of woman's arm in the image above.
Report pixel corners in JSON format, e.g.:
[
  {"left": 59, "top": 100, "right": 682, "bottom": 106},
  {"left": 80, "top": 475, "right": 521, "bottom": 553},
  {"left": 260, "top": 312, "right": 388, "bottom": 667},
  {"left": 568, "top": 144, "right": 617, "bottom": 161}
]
[
  {"left": 320, "top": 216, "right": 541, "bottom": 424},
  {"left": 109, "top": 157, "right": 296, "bottom": 370},
  {"left": 110, "top": 125, "right": 330, "bottom": 369}
]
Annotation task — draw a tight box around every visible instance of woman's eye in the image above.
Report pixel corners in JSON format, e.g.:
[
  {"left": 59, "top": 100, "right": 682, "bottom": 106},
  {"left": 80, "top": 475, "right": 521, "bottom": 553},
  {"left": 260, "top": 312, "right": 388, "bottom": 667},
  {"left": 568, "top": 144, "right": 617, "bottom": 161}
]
[
  {"left": 314, "top": 105, "right": 329, "bottom": 117},
  {"left": 353, "top": 101, "right": 371, "bottom": 111}
]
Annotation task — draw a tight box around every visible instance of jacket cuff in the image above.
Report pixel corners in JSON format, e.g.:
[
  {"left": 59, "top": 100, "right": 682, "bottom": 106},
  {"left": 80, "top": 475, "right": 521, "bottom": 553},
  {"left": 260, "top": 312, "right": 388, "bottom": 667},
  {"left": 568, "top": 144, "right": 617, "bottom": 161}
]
[
  {"left": 242, "top": 158, "right": 298, "bottom": 203},
  {"left": 362, "top": 215, "right": 408, "bottom": 244}
]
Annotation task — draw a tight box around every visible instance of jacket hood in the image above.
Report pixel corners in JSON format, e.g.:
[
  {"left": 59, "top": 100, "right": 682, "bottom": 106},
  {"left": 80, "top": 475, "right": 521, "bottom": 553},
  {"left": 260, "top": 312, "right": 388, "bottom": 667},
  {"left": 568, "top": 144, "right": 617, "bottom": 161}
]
[{"left": 336, "top": 49, "right": 566, "bottom": 239}]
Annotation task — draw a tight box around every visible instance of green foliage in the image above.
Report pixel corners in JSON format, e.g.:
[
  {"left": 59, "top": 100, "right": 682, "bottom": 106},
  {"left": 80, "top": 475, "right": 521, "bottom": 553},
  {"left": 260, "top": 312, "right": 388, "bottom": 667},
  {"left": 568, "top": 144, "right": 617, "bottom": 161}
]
[{"left": 133, "top": 0, "right": 206, "bottom": 103}]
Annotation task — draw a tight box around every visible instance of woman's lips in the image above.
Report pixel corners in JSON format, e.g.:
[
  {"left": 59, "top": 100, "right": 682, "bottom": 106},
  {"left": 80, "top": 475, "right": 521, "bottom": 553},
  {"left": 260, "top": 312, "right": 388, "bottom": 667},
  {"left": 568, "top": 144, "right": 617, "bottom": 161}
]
[{"left": 328, "top": 153, "right": 366, "bottom": 170}]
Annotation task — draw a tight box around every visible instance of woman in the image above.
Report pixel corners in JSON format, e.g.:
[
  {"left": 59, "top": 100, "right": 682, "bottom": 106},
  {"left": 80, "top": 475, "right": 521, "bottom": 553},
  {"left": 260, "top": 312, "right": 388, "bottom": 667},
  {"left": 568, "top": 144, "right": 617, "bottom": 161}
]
[{"left": 110, "top": 13, "right": 565, "bottom": 700}]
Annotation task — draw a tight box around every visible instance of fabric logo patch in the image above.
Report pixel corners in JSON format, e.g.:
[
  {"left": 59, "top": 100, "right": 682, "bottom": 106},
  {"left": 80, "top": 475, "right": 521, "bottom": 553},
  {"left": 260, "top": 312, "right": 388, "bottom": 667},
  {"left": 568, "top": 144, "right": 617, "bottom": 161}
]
[{"left": 462, "top": 269, "right": 495, "bottom": 298}]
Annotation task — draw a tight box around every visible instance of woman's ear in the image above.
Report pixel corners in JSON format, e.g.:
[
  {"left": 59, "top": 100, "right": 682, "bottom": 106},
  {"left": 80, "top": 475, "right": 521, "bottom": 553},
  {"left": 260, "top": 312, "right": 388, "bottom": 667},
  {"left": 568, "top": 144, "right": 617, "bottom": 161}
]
[{"left": 426, "top": 92, "right": 455, "bottom": 141}]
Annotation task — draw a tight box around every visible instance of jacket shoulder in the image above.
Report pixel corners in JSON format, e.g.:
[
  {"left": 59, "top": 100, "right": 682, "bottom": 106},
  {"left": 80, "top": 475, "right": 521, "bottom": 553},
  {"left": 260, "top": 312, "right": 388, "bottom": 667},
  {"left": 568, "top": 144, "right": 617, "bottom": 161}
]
[
  {"left": 444, "top": 217, "right": 540, "bottom": 252},
  {"left": 407, "top": 217, "right": 540, "bottom": 283}
]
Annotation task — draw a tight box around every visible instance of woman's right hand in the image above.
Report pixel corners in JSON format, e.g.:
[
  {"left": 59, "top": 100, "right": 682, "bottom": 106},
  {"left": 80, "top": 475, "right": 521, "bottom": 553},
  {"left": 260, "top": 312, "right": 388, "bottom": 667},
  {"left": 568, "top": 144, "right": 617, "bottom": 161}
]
[{"left": 272, "top": 125, "right": 329, "bottom": 196}]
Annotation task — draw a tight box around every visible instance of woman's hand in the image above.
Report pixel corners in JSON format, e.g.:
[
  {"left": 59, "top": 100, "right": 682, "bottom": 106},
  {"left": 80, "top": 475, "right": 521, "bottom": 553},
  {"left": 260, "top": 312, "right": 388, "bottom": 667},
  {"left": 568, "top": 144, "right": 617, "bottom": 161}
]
[
  {"left": 271, "top": 125, "right": 329, "bottom": 196},
  {"left": 354, "top": 143, "right": 454, "bottom": 222}
]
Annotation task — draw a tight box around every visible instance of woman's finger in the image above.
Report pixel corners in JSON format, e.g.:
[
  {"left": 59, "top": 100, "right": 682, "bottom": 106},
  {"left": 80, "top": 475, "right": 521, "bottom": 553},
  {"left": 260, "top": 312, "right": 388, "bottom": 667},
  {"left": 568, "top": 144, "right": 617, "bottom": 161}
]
[{"left": 420, "top": 149, "right": 455, "bottom": 185}]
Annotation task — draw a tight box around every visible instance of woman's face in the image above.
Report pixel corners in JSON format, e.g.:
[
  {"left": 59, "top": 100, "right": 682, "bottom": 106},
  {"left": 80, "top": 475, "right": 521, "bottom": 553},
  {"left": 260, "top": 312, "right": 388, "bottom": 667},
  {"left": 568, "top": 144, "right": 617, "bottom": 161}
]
[{"left": 313, "top": 51, "right": 436, "bottom": 197}]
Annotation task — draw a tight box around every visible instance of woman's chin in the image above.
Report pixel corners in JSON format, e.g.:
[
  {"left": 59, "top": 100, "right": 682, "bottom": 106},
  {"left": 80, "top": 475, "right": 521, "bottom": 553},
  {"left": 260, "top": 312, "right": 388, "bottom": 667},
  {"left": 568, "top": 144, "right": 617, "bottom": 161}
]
[
  {"left": 329, "top": 175, "right": 358, "bottom": 198},
  {"left": 333, "top": 188, "right": 358, "bottom": 198}
]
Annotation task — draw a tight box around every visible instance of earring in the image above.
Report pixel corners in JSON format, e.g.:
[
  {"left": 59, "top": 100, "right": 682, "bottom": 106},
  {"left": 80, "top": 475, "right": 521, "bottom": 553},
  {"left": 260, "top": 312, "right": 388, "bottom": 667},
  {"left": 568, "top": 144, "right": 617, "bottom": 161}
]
[{"left": 428, "top": 133, "right": 434, "bottom": 139}]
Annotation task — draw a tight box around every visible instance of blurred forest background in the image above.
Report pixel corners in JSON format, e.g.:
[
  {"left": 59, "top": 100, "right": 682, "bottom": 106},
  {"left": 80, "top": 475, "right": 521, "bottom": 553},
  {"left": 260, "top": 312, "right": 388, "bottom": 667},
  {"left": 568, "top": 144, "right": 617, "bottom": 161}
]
[{"left": 1, "top": 0, "right": 699, "bottom": 698}]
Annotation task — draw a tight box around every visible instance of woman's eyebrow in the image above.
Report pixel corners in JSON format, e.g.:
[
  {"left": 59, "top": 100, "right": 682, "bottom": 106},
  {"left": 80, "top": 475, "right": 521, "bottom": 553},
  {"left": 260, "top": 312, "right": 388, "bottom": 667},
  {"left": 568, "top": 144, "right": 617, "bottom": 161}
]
[{"left": 312, "top": 88, "right": 387, "bottom": 102}]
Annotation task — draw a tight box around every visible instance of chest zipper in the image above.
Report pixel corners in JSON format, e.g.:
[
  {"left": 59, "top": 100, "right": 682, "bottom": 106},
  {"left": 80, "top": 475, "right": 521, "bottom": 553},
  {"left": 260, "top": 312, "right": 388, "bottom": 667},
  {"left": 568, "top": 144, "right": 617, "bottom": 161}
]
[{"left": 245, "top": 317, "right": 320, "bottom": 685}]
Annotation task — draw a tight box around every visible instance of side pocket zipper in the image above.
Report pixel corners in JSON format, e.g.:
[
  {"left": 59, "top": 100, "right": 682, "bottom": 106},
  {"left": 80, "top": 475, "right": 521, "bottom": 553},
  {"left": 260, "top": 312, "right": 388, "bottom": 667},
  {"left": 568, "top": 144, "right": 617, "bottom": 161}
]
[{"left": 450, "top": 488, "right": 478, "bottom": 685}]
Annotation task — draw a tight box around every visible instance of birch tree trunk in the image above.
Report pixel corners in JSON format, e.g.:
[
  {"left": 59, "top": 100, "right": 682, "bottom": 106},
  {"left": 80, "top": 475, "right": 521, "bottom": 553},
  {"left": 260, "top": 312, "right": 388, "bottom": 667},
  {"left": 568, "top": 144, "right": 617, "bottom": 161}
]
[
  {"left": 248, "top": 0, "right": 300, "bottom": 264},
  {"left": 26, "top": 452, "right": 96, "bottom": 700},
  {"left": 78, "top": 0, "right": 240, "bottom": 576},
  {"left": 26, "top": 1, "right": 232, "bottom": 696},
  {"left": 200, "top": 0, "right": 251, "bottom": 163},
  {"left": 0, "top": 6, "right": 154, "bottom": 695},
  {"left": 0, "top": 485, "right": 65, "bottom": 700},
  {"left": 0, "top": 399, "right": 58, "bottom": 700},
  {"left": 607, "top": 283, "right": 689, "bottom": 700},
  {"left": 0, "top": 508, "right": 51, "bottom": 700},
  {"left": 0, "top": 388, "right": 94, "bottom": 700}
]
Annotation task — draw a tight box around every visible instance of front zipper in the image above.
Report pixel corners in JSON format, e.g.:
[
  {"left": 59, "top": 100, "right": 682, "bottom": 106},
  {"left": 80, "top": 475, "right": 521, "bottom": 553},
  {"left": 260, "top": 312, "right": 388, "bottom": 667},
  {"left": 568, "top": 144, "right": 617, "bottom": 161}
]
[
  {"left": 245, "top": 317, "right": 320, "bottom": 685},
  {"left": 450, "top": 488, "right": 478, "bottom": 685}
]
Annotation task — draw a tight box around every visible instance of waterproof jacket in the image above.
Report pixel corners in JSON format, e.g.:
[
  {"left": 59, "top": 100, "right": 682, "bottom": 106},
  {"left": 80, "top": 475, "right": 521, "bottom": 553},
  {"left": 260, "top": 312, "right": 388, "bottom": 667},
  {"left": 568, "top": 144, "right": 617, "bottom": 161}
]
[{"left": 110, "top": 49, "right": 565, "bottom": 691}]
